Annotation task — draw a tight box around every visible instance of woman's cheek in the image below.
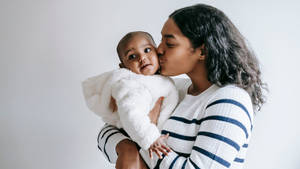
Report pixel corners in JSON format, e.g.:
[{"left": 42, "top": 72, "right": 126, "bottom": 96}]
[
  {"left": 159, "top": 62, "right": 170, "bottom": 75},
  {"left": 161, "top": 60, "right": 181, "bottom": 76}
]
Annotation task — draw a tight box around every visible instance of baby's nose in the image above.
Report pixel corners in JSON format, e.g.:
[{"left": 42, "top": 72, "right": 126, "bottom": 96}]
[
  {"left": 139, "top": 54, "right": 147, "bottom": 61},
  {"left": 140, "top": 56, "right": 146, "bottom": 63}
]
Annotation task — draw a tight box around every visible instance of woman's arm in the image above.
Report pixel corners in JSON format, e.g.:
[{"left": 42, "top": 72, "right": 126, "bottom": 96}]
[{"left": 153, "top": 88, "right": 254, "bottom": 169}]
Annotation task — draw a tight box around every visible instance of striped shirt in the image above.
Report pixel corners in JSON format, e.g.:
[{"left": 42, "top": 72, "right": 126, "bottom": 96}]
[{"left": 98, "top": 78, "right": 254, "bottom": 169}]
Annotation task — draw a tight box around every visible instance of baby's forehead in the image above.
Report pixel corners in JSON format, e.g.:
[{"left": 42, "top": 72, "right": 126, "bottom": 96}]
[
  {"left": 126, "top": 33, "right": 154, "bottom": 45},
  {"left": 120, "top": 34, "right": 154, "bottom": 50}
]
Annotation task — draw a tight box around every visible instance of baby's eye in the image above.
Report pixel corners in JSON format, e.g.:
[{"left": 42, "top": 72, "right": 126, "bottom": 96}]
[
  {"left": 128, "top": 54, "right": 137, "bottom": 60},
  {"left": 144, "top": 48, "right": 151, "bottom": 53}
]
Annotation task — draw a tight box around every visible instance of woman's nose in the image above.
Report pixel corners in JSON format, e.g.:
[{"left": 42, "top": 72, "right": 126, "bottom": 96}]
[{"left": 157, "top": 43, "right": 164, "bottom": 57}]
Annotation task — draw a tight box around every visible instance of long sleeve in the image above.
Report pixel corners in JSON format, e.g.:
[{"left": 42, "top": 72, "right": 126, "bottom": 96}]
[
  {"left": 111, "top": 79, "right": 161, "bottom": 150},
  {"left": 81, "top": 71, "right": 120, "bottom": 126},
  {"left": 97, "top": 124, "right": 130, "bottom": 163},
  {"left": 96, "top": 78, "right": 189, "bottom": 166},
  {"left": 153, "top": 86, "right": 253, "bottom": 169}
]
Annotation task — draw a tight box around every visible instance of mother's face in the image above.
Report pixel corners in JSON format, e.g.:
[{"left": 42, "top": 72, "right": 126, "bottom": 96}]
[{"left": 157, "top": 18, "right": 200, "bottom": 76}]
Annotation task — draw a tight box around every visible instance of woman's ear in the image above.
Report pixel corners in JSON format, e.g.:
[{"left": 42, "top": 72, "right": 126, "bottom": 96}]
[{"left": 198, "top": 44, "right": 206, "bottom": 61}]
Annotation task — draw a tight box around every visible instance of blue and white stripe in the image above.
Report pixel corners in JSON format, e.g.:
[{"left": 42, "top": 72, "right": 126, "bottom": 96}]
[{"left": 98, "top": 82, "right": 254, "bottom": 169}]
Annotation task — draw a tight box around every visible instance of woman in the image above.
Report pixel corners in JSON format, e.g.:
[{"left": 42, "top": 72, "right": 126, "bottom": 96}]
[{"left": 98, "top": 4, "right": 266, "bottom": 169}]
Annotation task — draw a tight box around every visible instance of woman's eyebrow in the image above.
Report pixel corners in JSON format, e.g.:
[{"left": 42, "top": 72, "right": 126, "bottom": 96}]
[{"left": 163, "top": 34, "right": 175, "bottom": 39}]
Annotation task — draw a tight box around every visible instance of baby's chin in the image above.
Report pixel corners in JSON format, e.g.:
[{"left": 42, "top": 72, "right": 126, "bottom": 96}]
[{"left": 140, "top": 65, "right": 158, "bottom": 76}]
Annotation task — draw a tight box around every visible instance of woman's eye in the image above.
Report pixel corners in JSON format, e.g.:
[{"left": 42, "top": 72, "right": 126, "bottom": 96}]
[
  {"left": 144, "top": 48, "right": 151, "bottom": 53},
  {"left": 166, "top": 43, "right": 175, "bottom": 48},
  {"left": 128, "top": 54, "right": 136, "bottom": 60}
]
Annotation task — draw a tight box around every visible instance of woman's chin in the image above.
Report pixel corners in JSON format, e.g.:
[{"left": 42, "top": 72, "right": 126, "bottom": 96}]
[
  {"left": 160, "top": 68, "right": 182, "bottom": 76},
  {"left": 160, "top": 69, "right": 169, "bottom": 76}
]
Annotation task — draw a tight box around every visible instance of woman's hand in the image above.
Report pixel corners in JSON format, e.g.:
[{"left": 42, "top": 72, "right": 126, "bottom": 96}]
[
  {"left": 109, "top": 97, "right": 117, "bottom": 112},
  {"left": 148, "top": 97, "right": 164, "bottom": 125},
  {"left": 116, "top": 139, "right": 148, "bottom": 169}
]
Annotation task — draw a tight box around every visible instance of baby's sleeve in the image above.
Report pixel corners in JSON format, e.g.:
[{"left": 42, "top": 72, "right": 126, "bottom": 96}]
[
  {"left": 81, "top": 72, "right": 111, "bottom": 117},
  {"left": 111, "top": 78, "right": 161, "bottom": 150}
]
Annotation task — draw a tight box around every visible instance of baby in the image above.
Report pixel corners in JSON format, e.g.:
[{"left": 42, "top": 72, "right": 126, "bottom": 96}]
[{"left": 82, "top": 31, "right": 178, "bottom": 159}]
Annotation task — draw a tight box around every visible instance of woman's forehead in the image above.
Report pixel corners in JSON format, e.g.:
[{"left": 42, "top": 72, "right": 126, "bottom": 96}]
[{"left": 161, "top": 18, "right": 183, "bottom": 39}]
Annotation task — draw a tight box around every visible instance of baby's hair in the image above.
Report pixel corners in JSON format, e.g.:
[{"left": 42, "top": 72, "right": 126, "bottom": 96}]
[{"left": 116, "top": 31, "right": 156, "bottom": 63}]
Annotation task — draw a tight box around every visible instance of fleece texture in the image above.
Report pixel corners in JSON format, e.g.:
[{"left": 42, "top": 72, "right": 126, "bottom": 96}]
[{"left": 82, "top": 68, "right": 178, "bottom": 149}]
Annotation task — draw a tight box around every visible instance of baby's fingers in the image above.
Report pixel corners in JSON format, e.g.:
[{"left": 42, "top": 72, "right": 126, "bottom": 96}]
[
  {"left": 157, "top": 146, "right": 169, "bottom": 156},
  {"left": 149, "top": 149, "right": 153, "bottom": 159},
  {"left": 153, "top": 148, "right": 162, "bottom": 159},
  {"left": 161, "top": 144, "right": 171, "bottom": 153},
  {"left": 162, "top": 133, "right": 169, "bottom": 139}
]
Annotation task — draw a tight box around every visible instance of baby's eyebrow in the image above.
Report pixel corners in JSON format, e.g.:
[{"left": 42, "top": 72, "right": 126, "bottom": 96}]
[
  {"left": 141, "top": 43, "right": 153, "bottom": 48},
  {"left": 124, "top": 48, "right": 133, "bottom": 56}
]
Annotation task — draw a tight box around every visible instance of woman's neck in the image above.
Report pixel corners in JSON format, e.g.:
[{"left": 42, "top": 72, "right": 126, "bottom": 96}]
[{"left": 186, "top": 62, "right": 212, "bottom": 96}]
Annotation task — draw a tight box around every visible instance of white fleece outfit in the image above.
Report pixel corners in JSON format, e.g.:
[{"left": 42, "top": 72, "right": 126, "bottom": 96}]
[{"left": 82, "top": 68, "right": 178, "bottom": 150}]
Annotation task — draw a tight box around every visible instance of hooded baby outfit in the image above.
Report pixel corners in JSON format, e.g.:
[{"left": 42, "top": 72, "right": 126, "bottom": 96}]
[{"left": 82, "top": 68, "right": 178, "bottom": 149}]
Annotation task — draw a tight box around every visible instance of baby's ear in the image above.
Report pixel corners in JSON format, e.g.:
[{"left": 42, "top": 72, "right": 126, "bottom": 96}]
[{"left": 119, "top": 63, "right": 125, "bottom": 68}]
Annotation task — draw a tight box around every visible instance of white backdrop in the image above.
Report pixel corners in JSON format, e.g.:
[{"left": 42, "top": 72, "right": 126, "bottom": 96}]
[{"left": 1, "top": 0, "right": 300, "bottom": 169}]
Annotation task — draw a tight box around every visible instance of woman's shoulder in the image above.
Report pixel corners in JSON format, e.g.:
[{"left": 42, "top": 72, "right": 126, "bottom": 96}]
[
  {"left": 213, "top": 85, "right": 251, "bottom": 100},
  {"left": 209, "top": 84, "right": 254, "bottom": 116}
]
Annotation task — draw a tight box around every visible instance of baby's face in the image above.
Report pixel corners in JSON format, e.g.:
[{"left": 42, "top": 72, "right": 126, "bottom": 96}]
[{"left": 119, "top": 34, "right": 159, "bottom": 75}]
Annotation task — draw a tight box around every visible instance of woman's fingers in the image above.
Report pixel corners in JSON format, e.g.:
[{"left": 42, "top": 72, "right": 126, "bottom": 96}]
[
  {"left": 109, "top": 97, "right": 117, "bottom": 112},
  {"left": 149, "top": 97, "right": 164, "bottom": 124},
  {"left": 159, "top": 96, "right": 164, "bottom": 107},
  {"left": 155, "top": 97, "right": 164, "bottom": 110},
  {"left": 154, "top": 97, "right": 164, "bottom": 113}
]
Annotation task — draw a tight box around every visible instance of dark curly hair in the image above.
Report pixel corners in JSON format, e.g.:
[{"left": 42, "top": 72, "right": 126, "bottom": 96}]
[{"left": 170, "top": 4, "right": 267, "bottom": 111}]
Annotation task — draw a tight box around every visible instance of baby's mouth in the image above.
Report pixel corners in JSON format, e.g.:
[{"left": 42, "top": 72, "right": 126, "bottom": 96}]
[{"left": 141, "top": 64, "right": 151, "bottom": 70}]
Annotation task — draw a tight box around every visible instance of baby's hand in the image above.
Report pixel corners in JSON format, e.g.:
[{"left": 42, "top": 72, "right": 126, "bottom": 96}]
[{"left": 148, "top": 134, "right": 171, "bottom": 159}]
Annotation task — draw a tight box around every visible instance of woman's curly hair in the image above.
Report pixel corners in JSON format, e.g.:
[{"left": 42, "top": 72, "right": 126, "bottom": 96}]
[{"left": 170, "top": 4, "right": 267, "bottom": 111}]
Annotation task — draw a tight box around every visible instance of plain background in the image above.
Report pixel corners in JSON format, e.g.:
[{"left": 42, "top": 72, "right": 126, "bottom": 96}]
[{"left": 1, "top": 0, "right": 300, "bottom": 169}]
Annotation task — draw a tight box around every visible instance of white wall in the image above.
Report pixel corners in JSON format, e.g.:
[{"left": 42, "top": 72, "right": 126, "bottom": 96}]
[{"left": 1, "top": 0, "right": 299, "bottom": 169}]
